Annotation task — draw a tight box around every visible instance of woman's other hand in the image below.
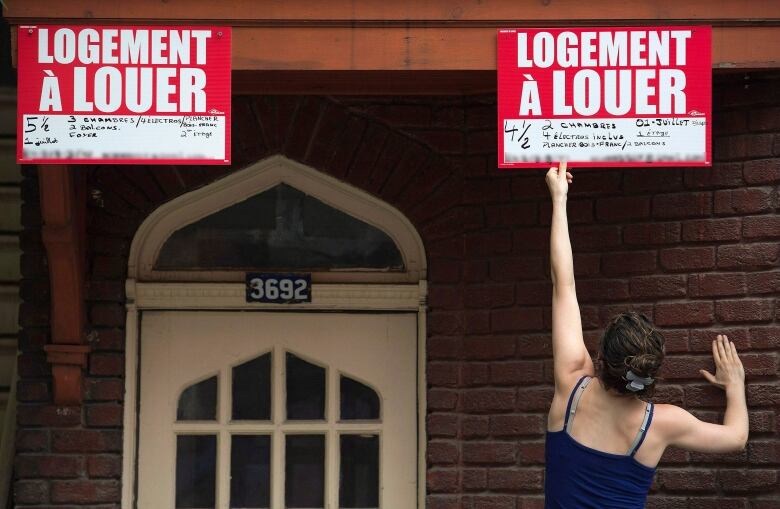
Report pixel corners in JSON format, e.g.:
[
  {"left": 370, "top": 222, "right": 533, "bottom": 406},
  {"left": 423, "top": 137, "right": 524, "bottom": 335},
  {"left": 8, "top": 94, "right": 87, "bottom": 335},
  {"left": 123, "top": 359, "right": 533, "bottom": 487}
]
[
  {"left": 545, "top": 161, "right": 573, "bottom": 201},
  {"left": 700, "top": 334, "right": 746, "bottom": 391}
]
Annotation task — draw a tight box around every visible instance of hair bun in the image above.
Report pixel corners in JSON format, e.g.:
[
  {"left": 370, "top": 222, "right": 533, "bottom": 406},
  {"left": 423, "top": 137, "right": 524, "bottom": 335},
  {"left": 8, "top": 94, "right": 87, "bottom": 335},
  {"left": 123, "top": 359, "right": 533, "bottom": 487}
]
[{"left": 626, "top": 353, "right": 659, "bottom": 377}]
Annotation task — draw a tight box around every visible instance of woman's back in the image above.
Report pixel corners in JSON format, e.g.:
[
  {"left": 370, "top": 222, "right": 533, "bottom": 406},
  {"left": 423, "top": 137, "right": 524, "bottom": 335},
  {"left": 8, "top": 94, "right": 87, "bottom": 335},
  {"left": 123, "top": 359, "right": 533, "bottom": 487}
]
[{"left": 545, "top": 376, "right": 656, "bottom": 509}]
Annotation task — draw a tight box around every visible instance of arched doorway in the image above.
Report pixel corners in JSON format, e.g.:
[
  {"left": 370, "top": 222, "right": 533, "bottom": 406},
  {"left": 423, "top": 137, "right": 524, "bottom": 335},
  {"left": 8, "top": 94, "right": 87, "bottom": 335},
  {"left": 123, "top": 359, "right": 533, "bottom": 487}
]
[{"left": 122, "top": 156, "right": 427, "bottom": 508}]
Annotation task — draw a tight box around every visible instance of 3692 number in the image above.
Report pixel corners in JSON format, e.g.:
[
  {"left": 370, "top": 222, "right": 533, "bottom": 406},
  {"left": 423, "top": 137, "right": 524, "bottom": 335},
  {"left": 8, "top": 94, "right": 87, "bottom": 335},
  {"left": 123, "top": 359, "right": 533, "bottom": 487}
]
[{"left": 246, "top": 273, "right": 311, "bottom": 303}]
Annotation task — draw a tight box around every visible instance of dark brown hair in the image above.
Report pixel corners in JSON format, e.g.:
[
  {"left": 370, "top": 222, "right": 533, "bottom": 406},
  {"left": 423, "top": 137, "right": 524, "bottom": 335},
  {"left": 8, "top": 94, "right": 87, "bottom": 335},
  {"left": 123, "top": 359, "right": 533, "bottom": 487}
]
[{"left": 596, "top": 311, "right": 665, "bottom": 397}]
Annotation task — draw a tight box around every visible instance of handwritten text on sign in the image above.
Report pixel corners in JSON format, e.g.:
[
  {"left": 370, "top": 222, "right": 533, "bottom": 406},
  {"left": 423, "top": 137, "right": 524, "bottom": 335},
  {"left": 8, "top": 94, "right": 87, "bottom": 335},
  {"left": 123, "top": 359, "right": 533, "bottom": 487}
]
[
  {"left": 17, "top": 25, "right": 231, "bottom": 165},
  {"left": 497, "top": 27, "right": 711, "bottom": 168}
]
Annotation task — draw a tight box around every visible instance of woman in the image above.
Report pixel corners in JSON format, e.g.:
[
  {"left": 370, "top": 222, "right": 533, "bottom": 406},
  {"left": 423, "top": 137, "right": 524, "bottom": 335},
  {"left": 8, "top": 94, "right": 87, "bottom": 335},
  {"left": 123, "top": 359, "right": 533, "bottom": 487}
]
[{"left": 544, "top": 162, "right": 749, "bottom": 508}]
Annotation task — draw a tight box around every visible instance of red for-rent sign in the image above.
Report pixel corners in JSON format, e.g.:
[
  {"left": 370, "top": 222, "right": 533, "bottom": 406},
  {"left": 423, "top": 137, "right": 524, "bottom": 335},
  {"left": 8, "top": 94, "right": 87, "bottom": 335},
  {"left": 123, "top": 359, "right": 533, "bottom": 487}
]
[
  {"left": 498, "top": 26, "right": 711, "bottom": 168},
  {"left": 17, "top": 25, "right": 231, "bottom": 165}
]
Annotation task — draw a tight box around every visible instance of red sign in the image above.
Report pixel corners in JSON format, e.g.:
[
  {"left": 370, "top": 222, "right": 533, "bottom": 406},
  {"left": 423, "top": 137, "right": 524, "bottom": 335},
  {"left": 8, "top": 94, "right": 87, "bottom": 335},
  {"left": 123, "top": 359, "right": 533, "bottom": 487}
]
[
  {"left": 498, "top": 26, "right": 711, "bottom": 168},
  {"left": 17, "top": 25, "right": 231, "bottom": 165}
]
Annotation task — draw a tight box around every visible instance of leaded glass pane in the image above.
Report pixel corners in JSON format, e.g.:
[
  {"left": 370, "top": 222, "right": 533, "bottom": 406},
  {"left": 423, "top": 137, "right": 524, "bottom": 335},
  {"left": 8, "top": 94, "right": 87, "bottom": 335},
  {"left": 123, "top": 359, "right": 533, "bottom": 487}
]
[
  {"left": 177, "top": 376, "right": 217, "bottom": 421},
  {"left": 230, "top": 435, "right": 271, "bottom": 508},
  {"left": 285, "top": 435, "right": 325, "bottom": 508},
  {"left": 232, "top": 353, "right": 272, "bottom": 421},
  {"left": 176, "top": 435, "right": 217, "bottom": 508},
  {"left": 286, "top": 353, "right": 325, "bottom": 421},
  {"left": 340, "top": 434, "right": 379, "bottom": 508},
  {"left": 340, "top": 376, "right": 380, "bottom": 420},
  {"left": 155, "top": 184, "right": 403, "bottom": 271}
]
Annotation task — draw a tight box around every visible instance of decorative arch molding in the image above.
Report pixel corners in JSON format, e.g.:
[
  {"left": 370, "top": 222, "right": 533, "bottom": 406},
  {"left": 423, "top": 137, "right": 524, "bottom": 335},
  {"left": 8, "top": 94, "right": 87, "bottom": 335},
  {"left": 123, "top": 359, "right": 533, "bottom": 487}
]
[{"left": 128, "top": 154, "right": 427, "bottom": 284}]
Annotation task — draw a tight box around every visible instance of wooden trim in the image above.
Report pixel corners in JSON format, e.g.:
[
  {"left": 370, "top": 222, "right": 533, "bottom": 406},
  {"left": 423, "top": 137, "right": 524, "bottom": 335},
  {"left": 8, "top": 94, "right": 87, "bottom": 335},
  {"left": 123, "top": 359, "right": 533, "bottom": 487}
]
[
  {"left": 38, "top": 166, "right": 89, "bottom": 405},
  {"left": 5, "top": 0, "right": 780, "bottom": 23},
  {"left": 6, "top": 1, "right": 780, "bottom": 71}
]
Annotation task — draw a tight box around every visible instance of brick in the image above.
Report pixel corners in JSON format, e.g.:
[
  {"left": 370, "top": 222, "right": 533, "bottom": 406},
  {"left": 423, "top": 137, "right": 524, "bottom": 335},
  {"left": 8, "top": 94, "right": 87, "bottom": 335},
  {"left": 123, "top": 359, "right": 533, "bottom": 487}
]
[
  {"left": 630, "top": 275, "right": 687, "bottom": 299},
  {"left": 488, "top": 467, "right": 544, "bottom": 491},
  {"left": 52, "top": 430, "right": 122, "bottom": 453},
  {"left": 428, "top": 362, "right": 458, "bottom": 387},
  {"left": 427, "top": 441, "right": 459, "bottom": 465},
  {"left": 623, "top": 222, "right": 681, "bottom": 245},
  {"left": 89, "top": 353, "right": 124, "bottom": 376},
  {"left": 717, "top": 243, "right": 780, "bottom": 269},
  {"left": 490, "top": 361, "right": 545, "bottom": 385},
  {"left": 427, "top": 469, "right": 459, "bottom": 493},
  {"left": 714, "top": 187, "right": 773, "bottom": 215},
  {"left": 17, "top": 381, "right": 50, "bottom": 402},
  {"left": 85, "top": 379, "right": 124, "bottom": 402},
  {"left": 515, "top": 387, "right": 554, "bottom": 411},
  {"left": 490, "top": 256, "right": 544, "bottom": 281},
  {"left": 652, "top": 192, "right": 712, "bottom": 219},
  {"left": 461, "top": 415, "right": 490, "bottom": 438},
  {"left": 414, "top": 129, "right": 464, "bottom": 154},
  {"left": 89, "top": 304, "right": 125, "bottom": 327},
  {"left": 568, "top": 171, "right": 622, "bottom": 197},
  {"left": 491, "top": 307, "right": 543, "bottom": 332},
  {"left": 684, "top": 162, "right": 744, "bottom": 188},
  {"left": 87, "top": 455, "right": 122, "bottom": 478},
  {"left": 427, "top": 414, "right": 458, "bottom": 438},
  {"left": 17, "top": 430, "right": 49, "bottom": 452},
  {"left": 462, "top": 389, "right": 515, "bottom": 413},
  {"left": 718, "top": 469, "right": 778, "bottom": 493},
  {"left": 743, "top": 215, "right": 780, "bottom": 239},
  {"left": 15, "top": 454, "right": 84, "bottom": 479},
  {"left": 463, "top": 468, "right": 488, "bottom": 490},
  {"left": 575, "top": 279, "right": 630, "bottom": 302},
  {"left": 681, "top": 218, "right": 742, "bottom": 242},
  {"left": 624, "top": 169, "right": 683, "bottom": 193},
  {"left": 490, "top": 415, "right": 545, "bottom": 437},
  {"left": 655, "top": 302, "right": 714, "bottom": 326},
  {"left": 660, "top": 247, "right": 715, "bottom": 272},
  {"left": 429, "top": 312, "right": 464, "bottom": 335},
  {"left": 462, "top": 363, "right": 489, "bottom": 386},
  {"left": 540, "top": 199, "right": 593, "bottom": 225},
  {"left": 485, "top": 202, "right": 539, "bottom": 227},
  {"left": 570, "top": 225, "right": 621, "bottom": 250},
  {"left": 429, "top": 259, "right": 461, "bottom": 283},
  {"left": 17, "top": 405, "right": 81, "bottom": 427},
  {"left": 464, "top": 284, "right": 515, "bottom": 309},
  {"left": 743, "top": 158, "right": 780, "bottom": 184},
  {"left": 601, "top": 250, "right": 657, "bottom": 276},
  {"left": 656, "top": 469, "right": 717, "bottom": 492},
  {"left": 462, "top": 442, "right": 516, "bottom": 464},
  {"left": 715, "top": 299, "right": 774, "bottom": 323},
  {"left": 749, "top": 105, "right": 780, "bottom": 131},
  {"left": 688, "top": 273, "right": 746, "bottom": 297},
  {"left": 595, "top": 196, "right": 651, "bottom": 222},
  {"left": 750, "top": 326, "right": 780, "bottom": 349},
  {"left": 50, "top": 479, "right": 121, "bottom": 504},
  {"left": 465, "top": 231, "right": 512, "bottom": 257},
  {"left": 15, "top": 479, "right": 49, "bottom": 504},
  {"left": 463, "top": 337, "right": 516, "bottom": 360},
  {"left": 86, "top": 404, "right": 124, "bottom": 427}
]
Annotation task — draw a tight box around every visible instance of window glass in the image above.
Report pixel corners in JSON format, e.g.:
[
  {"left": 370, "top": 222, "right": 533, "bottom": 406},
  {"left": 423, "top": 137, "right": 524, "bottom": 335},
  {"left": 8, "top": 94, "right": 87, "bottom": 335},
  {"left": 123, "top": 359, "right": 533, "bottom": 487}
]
[
  {"left": 340, "top": 376, "right": 380, "bottom": 421},
  {"left": 231, "top": 435, "right": 271, "bottom": 508},
  {"left": 232, "top": 353, "right": 272, "bottom": 421},
  {"left": 154, "top": 184, "right": 404, "bottom": 271},
  {"left": 177, "top": 376, "right": 218, "bottom": 421},
  {"left": 340, "top": 434, "right": 379, "bottom": 508},
  {"left": 286, "top": 353, "right": 326, "bottom": 421},
  {"left": 176, "top": 435, "right": 217, "bottom": 508},
  {"left": 285, "top": 435, "right": 325, "bottom": 508}
]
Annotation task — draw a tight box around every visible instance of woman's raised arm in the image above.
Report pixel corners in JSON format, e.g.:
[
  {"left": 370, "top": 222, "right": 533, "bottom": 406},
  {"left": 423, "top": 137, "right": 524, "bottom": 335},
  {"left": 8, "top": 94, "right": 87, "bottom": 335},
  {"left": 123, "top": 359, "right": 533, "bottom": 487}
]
[{"left": 547, "top": 162, "right": 594, "bottom": 393}]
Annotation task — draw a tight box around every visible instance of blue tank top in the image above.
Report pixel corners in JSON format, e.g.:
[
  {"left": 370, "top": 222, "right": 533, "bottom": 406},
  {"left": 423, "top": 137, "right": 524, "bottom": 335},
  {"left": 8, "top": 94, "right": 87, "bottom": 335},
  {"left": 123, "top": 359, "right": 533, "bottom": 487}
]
[{"left": 545, "top": 376, "right": 656, "bottom": 509}]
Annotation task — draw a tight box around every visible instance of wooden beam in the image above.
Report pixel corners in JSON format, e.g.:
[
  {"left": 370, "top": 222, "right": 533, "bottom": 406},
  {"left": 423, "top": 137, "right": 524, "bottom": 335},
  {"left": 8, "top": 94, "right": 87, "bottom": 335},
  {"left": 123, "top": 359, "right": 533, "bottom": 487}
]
[
  {"left": 5, "top": 1, "right": 780, "bottom": 70},
  {"left": 5, "top": 0, "right": 780, "bottom": 23},
  {"left": 38, "top": 166, "right": 89, "bottom": 406}
]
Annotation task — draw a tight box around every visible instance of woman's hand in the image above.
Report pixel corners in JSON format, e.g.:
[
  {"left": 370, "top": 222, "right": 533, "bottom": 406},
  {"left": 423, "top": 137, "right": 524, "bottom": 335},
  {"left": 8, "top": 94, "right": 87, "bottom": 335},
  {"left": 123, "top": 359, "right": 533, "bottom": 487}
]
[
  {"left": 546, "top": 161, "right": 573, "bottom": 201},
  {"left": 700, "top": 334, "right": 745, "bottom": 391}
]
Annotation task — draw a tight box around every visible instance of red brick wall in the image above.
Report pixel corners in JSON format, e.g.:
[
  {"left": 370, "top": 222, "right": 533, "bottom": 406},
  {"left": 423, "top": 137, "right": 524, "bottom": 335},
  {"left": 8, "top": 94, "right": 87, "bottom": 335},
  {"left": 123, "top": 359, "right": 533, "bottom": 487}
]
[{"left": 16, "top": 72, "right": 780, "bottom": 508}]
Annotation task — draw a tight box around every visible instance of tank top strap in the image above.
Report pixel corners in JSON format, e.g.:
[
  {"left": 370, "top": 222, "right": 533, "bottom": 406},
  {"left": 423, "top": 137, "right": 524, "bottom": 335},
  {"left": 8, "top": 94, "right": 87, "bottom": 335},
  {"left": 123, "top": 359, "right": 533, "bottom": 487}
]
[
  {"left": 627, "top": 402, "right": 655, "bottom": 456},
  {"left": 563, "top": 375, "right": 592, "bottom": 433}
]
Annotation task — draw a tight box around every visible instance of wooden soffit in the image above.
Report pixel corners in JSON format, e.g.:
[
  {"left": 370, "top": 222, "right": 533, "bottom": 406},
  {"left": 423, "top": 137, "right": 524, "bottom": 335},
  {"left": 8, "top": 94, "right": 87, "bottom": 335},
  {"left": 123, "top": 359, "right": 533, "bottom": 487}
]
[{"left": 6, "top": 0, "right": 780, "bottom": 93}]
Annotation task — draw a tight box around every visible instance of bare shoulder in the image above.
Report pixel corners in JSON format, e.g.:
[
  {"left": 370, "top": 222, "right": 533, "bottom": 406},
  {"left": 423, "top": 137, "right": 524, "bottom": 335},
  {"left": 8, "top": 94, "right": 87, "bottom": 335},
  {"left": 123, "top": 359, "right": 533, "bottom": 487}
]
[{"left": 649, "top": 403, "right": 694, "bottom": 439}]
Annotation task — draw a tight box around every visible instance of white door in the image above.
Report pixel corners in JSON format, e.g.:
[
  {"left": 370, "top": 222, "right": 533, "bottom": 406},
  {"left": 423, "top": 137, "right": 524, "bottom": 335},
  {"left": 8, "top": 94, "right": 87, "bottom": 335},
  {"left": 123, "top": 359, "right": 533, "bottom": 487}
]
[{"left": 136, "top": 311, "right": 418, "bottom": 509}]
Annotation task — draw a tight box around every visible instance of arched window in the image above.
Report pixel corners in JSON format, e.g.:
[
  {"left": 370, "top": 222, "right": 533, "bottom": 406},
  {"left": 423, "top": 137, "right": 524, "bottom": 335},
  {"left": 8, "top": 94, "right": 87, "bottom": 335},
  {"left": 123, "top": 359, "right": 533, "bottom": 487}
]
[{"left": 128, "top": 155, "right": 425, "bottom": 283}]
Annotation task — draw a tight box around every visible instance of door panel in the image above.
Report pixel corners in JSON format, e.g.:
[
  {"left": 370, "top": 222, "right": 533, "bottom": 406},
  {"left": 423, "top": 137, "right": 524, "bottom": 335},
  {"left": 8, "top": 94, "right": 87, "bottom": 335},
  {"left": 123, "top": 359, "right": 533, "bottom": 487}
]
[{"left": 137, "top": 311, "right": 417, "bottom": 509}]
